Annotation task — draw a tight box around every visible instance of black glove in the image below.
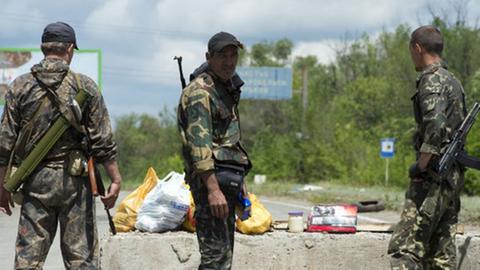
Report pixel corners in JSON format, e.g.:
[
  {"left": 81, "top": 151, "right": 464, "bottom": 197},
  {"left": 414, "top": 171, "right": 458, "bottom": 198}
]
[{"left": 409, "top": 162, "right": 426, "bottom": 179}]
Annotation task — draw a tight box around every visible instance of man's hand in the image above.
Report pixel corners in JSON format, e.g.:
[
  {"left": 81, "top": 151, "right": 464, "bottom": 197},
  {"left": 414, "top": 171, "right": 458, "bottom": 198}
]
[
  {"left": 100, "top": 182, "right": 120, "bottom": 209},
  {"left": 102, "top": 160, "right": 122, "bottom": 209},
  {"left": 208, "top": 188, "right": 228, "bottom": 219},
  {"left": 0, "top": 167, "right": 13, "bottom": 215},
  {"left": 0, "top": 186, "right": 14, "bottom": 216},
  {"left": 409, "top": 153, "right": 433, "bottom": 182},
  {"left": 202, "top": 171, "right": 228, "bottom": 219},
  {"left": 409, "top": 162, "right": 425, "bottom": 182}
]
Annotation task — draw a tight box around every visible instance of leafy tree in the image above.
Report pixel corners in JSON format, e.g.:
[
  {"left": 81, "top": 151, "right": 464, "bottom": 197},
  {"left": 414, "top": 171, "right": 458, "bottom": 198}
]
[{"left": 115, "top": 4, "right": 480, "bottom": 194}]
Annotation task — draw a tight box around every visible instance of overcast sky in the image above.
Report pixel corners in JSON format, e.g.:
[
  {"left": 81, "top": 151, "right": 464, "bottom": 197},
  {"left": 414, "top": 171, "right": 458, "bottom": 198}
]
[{"left": 1, "top": 0, "right": 479, "bottom": 119}]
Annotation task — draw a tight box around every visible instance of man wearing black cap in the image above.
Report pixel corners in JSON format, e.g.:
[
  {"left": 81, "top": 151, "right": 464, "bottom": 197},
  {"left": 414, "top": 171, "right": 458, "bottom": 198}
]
[
  {"left": 0, "top": 22, "right": 121, "bottom": 269},
  {"left": 178, "top": 32, "right": 251, "bottom": 269}
]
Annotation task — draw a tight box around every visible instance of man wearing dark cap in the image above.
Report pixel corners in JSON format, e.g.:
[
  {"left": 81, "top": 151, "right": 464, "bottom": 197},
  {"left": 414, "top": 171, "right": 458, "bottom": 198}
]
[
  {"left": 388, "top": 25, "right": 466, "bottom": 269},
  {"left": 178, "top": 31, "right": 251, "bottom": 269},
  {"left": 0, "top": 22, "right": 121, "bottom": 269}
]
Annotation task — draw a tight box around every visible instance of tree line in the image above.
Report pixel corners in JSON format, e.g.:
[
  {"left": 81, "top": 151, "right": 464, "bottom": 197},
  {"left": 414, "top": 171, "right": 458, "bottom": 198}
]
[{"left": 114, "top": 14, "right": 480, "bottom": 194}]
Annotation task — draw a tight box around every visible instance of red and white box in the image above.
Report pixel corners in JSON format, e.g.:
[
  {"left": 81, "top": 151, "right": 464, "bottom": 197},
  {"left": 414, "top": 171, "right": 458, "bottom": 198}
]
[{"left": 306, "top": 204, "right": 357, "bottom": 233}]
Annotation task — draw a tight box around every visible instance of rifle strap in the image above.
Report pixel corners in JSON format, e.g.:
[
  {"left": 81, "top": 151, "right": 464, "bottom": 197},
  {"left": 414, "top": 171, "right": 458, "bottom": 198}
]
[
  {"left": 3, "top": 71, "right": 91, "bottom": 192},
  {"left": 457, "top": 151, "right": 480, "bottom": 170},
  {"left": 64, "top": 71, "right": 88, "bottom": 134}
]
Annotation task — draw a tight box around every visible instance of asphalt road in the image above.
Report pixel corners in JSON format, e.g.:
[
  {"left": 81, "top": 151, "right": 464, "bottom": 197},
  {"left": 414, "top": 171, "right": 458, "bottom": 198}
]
[{"left": 0, "top": 191, "right": 399, "bottom": 269}]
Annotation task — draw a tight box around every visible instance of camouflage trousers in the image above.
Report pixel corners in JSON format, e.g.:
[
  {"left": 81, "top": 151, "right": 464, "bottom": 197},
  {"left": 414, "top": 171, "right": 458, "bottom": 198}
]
[
  {"left": 14, "top": 166, "right": 98, "bottom": 270},
  {"left": 191, "top": 178, "right": 238, "bottom": 270},
  {"left": 388, "top": 167, "right": 463, "bottom": 270}
]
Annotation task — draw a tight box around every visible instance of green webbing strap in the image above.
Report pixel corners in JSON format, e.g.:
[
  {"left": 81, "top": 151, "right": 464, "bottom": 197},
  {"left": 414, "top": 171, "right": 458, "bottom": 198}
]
[{"left": 4, "top": 72, "right": 90, "bottom": 192}]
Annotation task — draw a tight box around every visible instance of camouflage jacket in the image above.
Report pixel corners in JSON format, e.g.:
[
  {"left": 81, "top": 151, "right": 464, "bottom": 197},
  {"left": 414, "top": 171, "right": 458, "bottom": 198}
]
[
  {"left": 412, "top": 62, "right": 466, "bottom": 156},
  {"left": 0, "top": 57, "right": 117, "bottom": 167},
  {"left": 177, "top": 69, "right": 250, "bottom": 182}
]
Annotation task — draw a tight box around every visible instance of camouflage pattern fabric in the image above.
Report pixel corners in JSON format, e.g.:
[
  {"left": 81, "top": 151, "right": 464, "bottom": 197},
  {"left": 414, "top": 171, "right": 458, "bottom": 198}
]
[
  {"left": 178, "top": 67, "right": 251, "bottom": 269},
  {"left": 0, "top": 57, "right": 116, "bottom": 269},
  {"left": 388, "top": 62, "right": 466, "bottom": 269},
  {"left": 191, "top": 180, "right": 237, "bottom": 270},
  {"left": 0, "top": 57, "right": 117, "bottom": 166},
  {"left": 388, "top": 167, "right": 463, "bottom": 269},
  {"left": 177, "top": 69, "right": 250, "bottom": 183},
  {"left": 412, "top": 62, "right": 466, "bottom": 155},
  {"left": 15, "top": 167, "right": 98, "bottom": 269}
]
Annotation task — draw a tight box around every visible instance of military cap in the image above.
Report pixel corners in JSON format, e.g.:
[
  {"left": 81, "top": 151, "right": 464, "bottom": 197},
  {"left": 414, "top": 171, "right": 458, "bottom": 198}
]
[
  {"left": 42, "top": 21, "right": 79, "bottom": 49},
  {"left": 208, "top": 32, "right": 243, "bottom": 53}
]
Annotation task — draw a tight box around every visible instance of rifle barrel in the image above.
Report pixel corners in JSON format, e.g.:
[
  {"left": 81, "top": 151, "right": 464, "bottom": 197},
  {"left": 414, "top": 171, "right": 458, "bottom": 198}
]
[{"left": 174, "top": 56, "right": 186, "bottom": 89}]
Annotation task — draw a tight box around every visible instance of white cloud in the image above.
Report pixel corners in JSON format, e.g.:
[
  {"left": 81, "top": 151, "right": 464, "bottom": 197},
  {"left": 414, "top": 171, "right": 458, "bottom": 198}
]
[
  {"left": 2, "top": 0, "right": 480, "bottom": 116},
  {"left": 151, "top": 37, "right": 206, "bottom": 85},
  {"left": 293, "top": 40, "right": 345, "bottom": 65},
  {"left": 0, "top": 1, "right": 46, "bottom": 39},
  {"left": 154, "top": 0, "right": 426, "bottom": 41},
  {"left": 84, "top": 0, "right": 136, "bottom": 40}
]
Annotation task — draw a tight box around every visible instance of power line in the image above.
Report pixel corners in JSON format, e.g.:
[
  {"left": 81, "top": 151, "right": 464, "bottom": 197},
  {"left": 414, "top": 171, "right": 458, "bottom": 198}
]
[
  {"left": 103, "top": 70, "right": 175, "bottom": 80},
  {"left": 103, "top": 65, "right": 174, "bottom": 74},
  {"left": 0, "top": 11, "right": 195, "bottom": 81},
  {"left": 0, "top": 11, "right": 210, "bottom": 38}
]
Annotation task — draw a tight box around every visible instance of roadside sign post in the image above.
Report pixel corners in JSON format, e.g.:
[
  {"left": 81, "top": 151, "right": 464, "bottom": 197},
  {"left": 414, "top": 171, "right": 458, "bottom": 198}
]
[{"left": 380, "top": 138, "right": 395, "bottom": 185}]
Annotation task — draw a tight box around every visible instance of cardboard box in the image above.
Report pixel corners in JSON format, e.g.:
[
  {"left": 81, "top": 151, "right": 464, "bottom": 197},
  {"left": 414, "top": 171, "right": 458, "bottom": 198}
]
[{"left": 306, "top": 204, "right": 357, "bottom": 233}]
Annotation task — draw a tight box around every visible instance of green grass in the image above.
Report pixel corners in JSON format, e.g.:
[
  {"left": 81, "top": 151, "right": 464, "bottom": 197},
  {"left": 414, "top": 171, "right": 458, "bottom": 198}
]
[
  {"left": 248, "top": 180, "right": 403, "bottom": 208},
  {"left": 248, "top": 180, "right": 480, "bottom": 225},
  {"left": 117, "top": 173, "right": 480, "bottom": 225}
]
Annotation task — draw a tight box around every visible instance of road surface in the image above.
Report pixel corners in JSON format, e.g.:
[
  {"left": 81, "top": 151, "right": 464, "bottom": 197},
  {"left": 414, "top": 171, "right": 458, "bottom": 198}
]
[{"left": 0, "top": 191, "right": 398, "bottom": 269}]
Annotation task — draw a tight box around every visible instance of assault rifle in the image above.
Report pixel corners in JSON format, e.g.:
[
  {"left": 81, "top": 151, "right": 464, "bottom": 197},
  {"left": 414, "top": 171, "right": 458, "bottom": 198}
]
[{"left": 437, "top": 102, "right": 480, "bottom": 175}]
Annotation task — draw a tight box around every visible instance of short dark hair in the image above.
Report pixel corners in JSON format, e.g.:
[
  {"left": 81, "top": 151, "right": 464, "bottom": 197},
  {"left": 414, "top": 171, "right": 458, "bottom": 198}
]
[
  {"left": 410, "top": 25, "right": 443, "bottom": 56},
  {"left": 40, "top": 42, "right": 70, "bottom": 55}
]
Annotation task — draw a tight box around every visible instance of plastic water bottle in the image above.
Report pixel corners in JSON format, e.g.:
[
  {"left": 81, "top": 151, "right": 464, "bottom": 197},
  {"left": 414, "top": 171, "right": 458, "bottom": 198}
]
[{"left": 237, "top": 193, "right": 251, "bottom": 221}]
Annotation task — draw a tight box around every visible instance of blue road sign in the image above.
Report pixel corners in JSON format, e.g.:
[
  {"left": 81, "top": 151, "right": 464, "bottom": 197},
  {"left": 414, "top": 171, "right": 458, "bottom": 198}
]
[
  {"left": 380, "top": 138, "right": 395, "bottom": 158},
  {"left": 236, "top": 67, "right": 292, "bottom": 100}
]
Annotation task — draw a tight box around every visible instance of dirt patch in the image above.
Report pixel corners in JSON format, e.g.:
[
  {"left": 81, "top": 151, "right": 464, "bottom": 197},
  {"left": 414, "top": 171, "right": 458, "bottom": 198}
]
[{"left": 100, "top": 231, "right": 480, "bottom": 270}]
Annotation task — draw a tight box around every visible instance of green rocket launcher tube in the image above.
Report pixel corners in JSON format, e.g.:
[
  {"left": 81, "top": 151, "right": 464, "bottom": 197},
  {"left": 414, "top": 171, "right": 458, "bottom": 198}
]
[{"left": 4, "top": 89, "right": 89, "bottom": 192}]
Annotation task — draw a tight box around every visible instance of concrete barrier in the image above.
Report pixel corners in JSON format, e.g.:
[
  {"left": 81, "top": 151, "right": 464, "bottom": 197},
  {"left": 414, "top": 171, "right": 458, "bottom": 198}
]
[{"left": 100, "top": 231, "right": 480, "bottom": 270}]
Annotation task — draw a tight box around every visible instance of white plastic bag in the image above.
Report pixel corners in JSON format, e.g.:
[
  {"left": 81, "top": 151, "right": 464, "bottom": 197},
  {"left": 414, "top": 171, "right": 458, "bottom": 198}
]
[{"left": 135, "top": 171, "right": 190, "bottom": 233}]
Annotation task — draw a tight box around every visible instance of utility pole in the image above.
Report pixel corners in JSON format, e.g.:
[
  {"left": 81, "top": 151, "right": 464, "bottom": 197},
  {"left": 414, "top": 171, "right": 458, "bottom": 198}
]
[
  {"left": 299, "top": 67, "right": 308, "bottom": 183},
  {"left": 301, "top": 67, "right": 308, "bottom": 134}
]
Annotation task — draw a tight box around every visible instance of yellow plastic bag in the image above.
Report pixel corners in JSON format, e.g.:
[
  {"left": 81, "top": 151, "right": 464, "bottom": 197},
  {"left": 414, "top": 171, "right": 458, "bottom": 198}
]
[
  {"left": 236, "top": 193, "right": 272, "bottom": 234},
  {"left": 113, "top": 167, "right": 158, "bottom": 232},
  {"left": 182, "top": 191, "right": 196, "bottom": 232}
]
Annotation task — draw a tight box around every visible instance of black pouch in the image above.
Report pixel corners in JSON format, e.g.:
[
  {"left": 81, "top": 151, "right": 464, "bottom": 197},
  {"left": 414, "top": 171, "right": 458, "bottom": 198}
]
[{"left": 215, "top": 163, "right": 245, "bottom": 194}]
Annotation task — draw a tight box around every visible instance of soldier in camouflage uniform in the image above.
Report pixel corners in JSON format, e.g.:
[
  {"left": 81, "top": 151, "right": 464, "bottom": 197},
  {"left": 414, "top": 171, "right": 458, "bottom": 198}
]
[
  {"left": 177, "top": 32, "right": 251, "bottom": 270},
  {"left": 0, "top": 22, "right": 122, "bottom": 269},
  {"left": 388, "top": 26, "right": 466, "bottom": 270}
]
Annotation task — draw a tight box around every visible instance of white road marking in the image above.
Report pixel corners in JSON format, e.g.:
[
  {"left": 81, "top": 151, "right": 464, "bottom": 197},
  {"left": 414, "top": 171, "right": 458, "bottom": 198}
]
[{"left": 260, "top": 198, "right": 389, "bottom": 224}]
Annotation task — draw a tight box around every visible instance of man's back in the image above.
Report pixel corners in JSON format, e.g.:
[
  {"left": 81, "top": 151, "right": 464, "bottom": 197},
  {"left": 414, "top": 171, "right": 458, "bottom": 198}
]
[
  {"left": 414, "top": 63, "right": 466, "bottom": 154},
  {"left": 0, "top": 57, "right": 115, "bottom": 166}
]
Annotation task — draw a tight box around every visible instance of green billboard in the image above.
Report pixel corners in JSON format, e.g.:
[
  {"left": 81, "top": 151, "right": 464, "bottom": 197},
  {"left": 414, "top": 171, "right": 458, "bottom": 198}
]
[{"left": 0, "top": 48, "right": 102, "bottom": 105}]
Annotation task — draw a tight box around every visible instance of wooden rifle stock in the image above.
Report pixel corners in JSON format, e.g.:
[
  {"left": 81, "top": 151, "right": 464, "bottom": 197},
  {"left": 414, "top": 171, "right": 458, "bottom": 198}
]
[
  {"left": 87, "top": 157, "right": 117, "bottom": 235},
  {"left": 88, "top": 158, "right": 99, "bottom": 196}
]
